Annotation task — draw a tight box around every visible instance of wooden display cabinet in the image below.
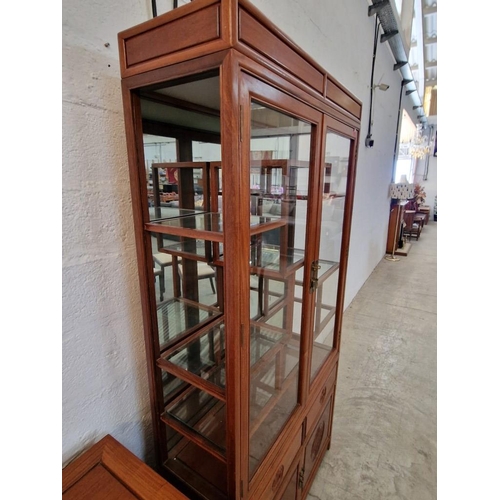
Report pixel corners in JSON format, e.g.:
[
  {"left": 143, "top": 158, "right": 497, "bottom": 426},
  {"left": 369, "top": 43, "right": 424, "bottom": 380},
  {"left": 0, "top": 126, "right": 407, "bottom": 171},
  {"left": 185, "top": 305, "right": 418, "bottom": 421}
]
[{"left": 118, "top": 1, "right": 360, "bottom": 498}]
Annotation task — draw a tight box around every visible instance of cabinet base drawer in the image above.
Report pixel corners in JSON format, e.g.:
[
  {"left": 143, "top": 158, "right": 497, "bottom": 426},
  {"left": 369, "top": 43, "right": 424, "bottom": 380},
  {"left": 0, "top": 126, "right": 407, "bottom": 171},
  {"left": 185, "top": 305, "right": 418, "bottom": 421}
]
[
  {"left": 306, "top": 362, "right": 337, "bottom": 437},
  {"left": 251, "top": 425, "right": 302, "bottom": 500},
  {"left": 302, "top": 396, "right": 333, "bottom": 492}
]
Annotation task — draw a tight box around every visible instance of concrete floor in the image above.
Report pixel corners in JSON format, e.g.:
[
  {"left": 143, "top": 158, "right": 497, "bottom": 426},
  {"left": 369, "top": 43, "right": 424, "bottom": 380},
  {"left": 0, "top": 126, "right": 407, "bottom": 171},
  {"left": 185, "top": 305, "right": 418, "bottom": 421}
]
[{"left": 308, "top": 221, "right": 437, "bottom": 500}]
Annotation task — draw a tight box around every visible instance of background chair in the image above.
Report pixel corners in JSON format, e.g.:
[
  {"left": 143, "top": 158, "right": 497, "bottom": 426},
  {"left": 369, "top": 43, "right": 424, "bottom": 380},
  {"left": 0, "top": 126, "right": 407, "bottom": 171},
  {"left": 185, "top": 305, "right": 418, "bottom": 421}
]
[
  {"left": 153, "top": 268, "right": 162, "bottom": 301},
  {"left": 178, "top": 261, "right": 216, "bottom": 294},
  {"left": 153, "top": 253, "right": 173, "bottom": 301},
  {"left": 403, "top": 210, "right": 421, "bottom": 241}
]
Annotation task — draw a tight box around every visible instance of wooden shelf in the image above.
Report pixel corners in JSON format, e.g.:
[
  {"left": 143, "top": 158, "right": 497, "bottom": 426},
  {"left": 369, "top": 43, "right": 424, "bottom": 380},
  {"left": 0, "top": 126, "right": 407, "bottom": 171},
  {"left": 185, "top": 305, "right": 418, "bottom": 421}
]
[
  {"left": 156, "top": 297, "right": 222, "bottom": 351},
  {"left": 249, "top": 246, "right": 305, "bottom": 278},
  {"left": 149, "top": 207, "right": 203, "bottom": 222},
  {"left": 118, "top": 2, "right": 361, "bottom": 497},
  {"left": 162, "top": 384, "right": 227, "bottom": 462},
  {"left": 146, "top": 212, "right": 287, "bottom": 241},
  {"left": 159, "top": 238, "right": 214, "bottom": 262},
  {"left": 164, "top": 435, "right": 228, "bottom": 500},
  {"left": 146, "top": 212, "right": 224, "bottom": 241},
  {"left": 159, "top": 318, "right": 226, "bottom": 398}
]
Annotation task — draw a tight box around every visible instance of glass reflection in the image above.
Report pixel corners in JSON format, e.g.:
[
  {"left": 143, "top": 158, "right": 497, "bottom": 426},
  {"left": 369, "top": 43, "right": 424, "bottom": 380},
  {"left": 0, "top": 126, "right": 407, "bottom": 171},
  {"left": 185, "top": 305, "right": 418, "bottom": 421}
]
[
  {"left": 310, "top": 131, "right": 351, "bottom": 383},
  {"left": 248, "top": 101, "right": 311, "bottom": 477}
]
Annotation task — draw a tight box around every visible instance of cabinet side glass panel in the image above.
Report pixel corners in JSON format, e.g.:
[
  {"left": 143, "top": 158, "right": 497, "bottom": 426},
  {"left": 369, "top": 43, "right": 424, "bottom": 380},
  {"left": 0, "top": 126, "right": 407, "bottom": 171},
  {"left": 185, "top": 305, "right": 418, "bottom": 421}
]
[
  {"left": 144, "top": 135, "right": 178, "bottom": 221},
  {"left": 138, "top": 71, "right": 228, "bottom": 500},
  {"left": 139, "top": 71, "right": 221, "bottom": 222},
  {"left": 164, "top": 425, "right": 228, "bottom": 497},
  {"left": 310, "top": 131, "right": 351, "bottom": 383},
  {"left": 151, "top": 231, "right": 221, "bottom": 350},
  {"left": 248, "top": 100, "right": 311, "bottom": 477},
  {"left": 139, "top": 71, "right": 223, "bottom": 351}
]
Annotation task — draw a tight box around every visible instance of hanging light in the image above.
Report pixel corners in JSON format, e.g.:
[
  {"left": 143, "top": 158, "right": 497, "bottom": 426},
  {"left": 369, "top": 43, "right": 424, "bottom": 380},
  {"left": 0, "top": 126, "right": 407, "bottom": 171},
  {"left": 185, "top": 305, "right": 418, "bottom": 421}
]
[{"left": 409, "top": 124, "right": 431, "bottom": 159}]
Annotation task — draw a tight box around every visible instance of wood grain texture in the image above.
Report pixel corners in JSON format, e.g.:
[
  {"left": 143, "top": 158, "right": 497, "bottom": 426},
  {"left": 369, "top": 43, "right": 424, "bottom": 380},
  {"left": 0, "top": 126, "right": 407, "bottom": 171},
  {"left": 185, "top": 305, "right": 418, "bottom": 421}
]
[
  {"left": 117, "top": 2, "right": 362, "bottom": 498},
  {"left": 125, "top": 4, "right": 220, "bottom": 68},
  {"left": 62, "top": 435, "right": 188, "bottom": 500},
  {"left": 302, "top": 398, "right": 333, "bottom": 493},
  {"left": 326, "top": 78, "right": 362, "bottom": 119},
  {"left": 238, "top": 8, "right": 324, "bottom": 93}
]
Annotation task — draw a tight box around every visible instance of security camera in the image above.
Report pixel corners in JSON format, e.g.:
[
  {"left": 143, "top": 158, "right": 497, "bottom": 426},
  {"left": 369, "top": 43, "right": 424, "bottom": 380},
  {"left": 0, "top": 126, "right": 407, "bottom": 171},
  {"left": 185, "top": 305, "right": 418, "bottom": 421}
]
[
  {"left": 365, "top": 136, "right": 374, "bottom": 148},
  {"left": 378, "top": 83, "right": 390, "bottom": 91}
]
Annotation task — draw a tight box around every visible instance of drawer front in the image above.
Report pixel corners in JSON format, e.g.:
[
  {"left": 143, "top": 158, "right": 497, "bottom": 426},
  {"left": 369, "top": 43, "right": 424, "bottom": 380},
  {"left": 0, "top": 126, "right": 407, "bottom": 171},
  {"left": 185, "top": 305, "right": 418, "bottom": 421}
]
[
  {"left": 302, "top": 397, "right": 333, "bottom": 490},
  {"left": 123, "top": 4, "right": 221, "bottom": 69},
  {"left": 306, "top": 363, "right": 337, "bottom": 436}
]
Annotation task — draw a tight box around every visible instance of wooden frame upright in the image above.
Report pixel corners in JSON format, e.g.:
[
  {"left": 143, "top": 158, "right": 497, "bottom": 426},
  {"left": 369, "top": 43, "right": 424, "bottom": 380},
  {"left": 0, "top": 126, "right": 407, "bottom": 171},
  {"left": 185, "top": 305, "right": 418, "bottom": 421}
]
[{"left": 118, "top": 1, "right": 361, "bottom": 499}]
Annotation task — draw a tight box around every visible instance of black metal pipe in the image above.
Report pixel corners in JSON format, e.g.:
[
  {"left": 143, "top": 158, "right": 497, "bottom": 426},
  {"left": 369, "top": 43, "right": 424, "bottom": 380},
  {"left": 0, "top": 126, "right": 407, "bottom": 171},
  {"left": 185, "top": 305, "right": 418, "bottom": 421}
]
[{"left": 366, "top": 19, "right": 380, "bottom": 147}]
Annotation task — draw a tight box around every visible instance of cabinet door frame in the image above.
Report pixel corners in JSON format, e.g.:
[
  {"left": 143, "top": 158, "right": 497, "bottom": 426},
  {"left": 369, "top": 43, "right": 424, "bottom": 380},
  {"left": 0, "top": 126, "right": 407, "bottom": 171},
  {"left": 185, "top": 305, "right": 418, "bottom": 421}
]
[
  {"left": 320, "top": 116, "right": 358, "bottom": 356},
  {"left": 306, "top": 116, "right": 359, "bottom": 391},
  {"left": 238, "top": 69, "right": 323, "bottom": 496}
]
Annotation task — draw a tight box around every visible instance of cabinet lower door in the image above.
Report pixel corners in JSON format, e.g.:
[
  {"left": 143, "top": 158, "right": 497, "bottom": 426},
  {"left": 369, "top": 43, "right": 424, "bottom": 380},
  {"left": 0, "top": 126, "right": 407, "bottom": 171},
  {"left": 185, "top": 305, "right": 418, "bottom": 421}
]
[
  {"left": 302, "top": 396, "right": 333, "bottom": 494},
  {"left": 279, "top": 459, "right": 301, "bottom": 500}
]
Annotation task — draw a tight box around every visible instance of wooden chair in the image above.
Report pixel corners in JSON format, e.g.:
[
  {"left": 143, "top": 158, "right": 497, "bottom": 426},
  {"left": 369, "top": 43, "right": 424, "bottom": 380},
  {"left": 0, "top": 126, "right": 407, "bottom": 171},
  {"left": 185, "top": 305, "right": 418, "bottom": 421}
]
[
  {"left": 153, "top": 253, "right": 173, "bottom": 301},
  {"left": 178, "top": 261, "right": 216, "bottom": 294},
  {"left": 403, "top": 210, "right": 422, "bottom": 241}
]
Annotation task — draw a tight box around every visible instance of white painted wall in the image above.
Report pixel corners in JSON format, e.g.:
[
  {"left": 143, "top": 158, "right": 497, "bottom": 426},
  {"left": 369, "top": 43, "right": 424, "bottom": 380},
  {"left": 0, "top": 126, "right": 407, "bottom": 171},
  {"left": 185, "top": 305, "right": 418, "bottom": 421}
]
[
  {"left": 62, "top": 0, "right": 427, "bottom": 466},
  {"left": 62, "top": 0, "right": 153, "bottom": 466},
  {"left": 248, "top": 0, "right": 424, "bottom": 305},
  {"left": 414, "top": 150, "right": 438, "bottom": 218}
]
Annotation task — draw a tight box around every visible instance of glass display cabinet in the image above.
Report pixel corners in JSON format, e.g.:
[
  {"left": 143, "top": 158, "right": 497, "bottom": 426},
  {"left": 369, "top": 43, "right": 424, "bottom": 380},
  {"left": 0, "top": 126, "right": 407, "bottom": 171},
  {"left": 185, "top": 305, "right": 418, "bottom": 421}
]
[{"left": 118, "top": 1, "right": 361, "bottom": 499}]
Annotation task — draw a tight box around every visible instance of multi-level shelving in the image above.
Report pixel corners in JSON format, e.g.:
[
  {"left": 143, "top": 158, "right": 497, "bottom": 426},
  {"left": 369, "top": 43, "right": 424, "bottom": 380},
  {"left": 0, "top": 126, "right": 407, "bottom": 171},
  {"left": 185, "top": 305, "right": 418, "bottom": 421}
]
[{"left": 118, "top": 2, "right": 361, "bottom": 498}]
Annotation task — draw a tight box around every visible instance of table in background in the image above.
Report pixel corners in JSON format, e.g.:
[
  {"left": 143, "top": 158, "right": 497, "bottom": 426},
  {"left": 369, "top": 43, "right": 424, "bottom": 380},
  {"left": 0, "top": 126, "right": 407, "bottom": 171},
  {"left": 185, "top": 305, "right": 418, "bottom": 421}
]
[{"left": 417, "top": 205, "right": 431, "bottom": 225}]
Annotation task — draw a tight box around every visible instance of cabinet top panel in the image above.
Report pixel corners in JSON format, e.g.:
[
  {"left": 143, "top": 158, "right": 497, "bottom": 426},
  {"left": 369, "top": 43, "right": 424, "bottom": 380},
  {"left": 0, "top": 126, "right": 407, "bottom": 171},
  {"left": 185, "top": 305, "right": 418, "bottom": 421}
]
[{"left": 118, "top": 0, "right": 361, "bottom": 122}]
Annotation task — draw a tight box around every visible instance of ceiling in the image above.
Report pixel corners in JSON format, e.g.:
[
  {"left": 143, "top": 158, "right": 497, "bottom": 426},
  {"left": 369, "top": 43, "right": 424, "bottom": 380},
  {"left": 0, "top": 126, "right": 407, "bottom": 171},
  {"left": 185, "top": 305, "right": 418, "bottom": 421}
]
[
  {"left": 409, "top": 0, "right": 437, "bottom": 124},
  {"left": 152, "top": 0, "right": 437, "bottom": 128},
  {"left": 368, "top": 0, "right": 436, "bottom": 128}
]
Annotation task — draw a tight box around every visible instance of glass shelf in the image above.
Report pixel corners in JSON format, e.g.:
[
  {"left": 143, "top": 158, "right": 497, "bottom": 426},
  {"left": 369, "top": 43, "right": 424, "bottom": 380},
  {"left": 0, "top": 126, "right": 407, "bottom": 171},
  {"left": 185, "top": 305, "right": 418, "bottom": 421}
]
[
  {"left": 162, "top": 370, "right": 189, "bottom": 407},
  {"left": 160, "top": 322, "right": 294, "bottom": 467},
  {"left": 148, "top": 206, "right": 202, "bottom": 221},
  {"left": 157, "top": 297, "right": 222, "bottom": 350},
  {"left": 249, "top": 215, "right": 287, "bottom": 236},
  {"left": 146, "top": 212, "right": 224, "bottom": 241},
  {"left": 249, "top": 322, "right": 289, "bottom": 370},
  {"left": 248, "top": 337, "right": 301, "bottom": 476},
  {"left": 316, "top": 259, "right": 340, "bottom": 281},
  {"left": 250, "top": 246, "right": 304, "bottom": 277},
  {"left": 161, "top": 319, "right": 226, "bottom": 390},
  {"left": 159, "top": 319, "right": 290, "bottom": 398},
  {"left": 159, "top": 238, "right": 213, "bottom": 261},
  {"left": 295, "top": 258, "right": 340, "bottom": 286},
  {"left": 162, "top": 384, "right": 227, "bottom": 456},
  {"left": 146, "top": 212, "right": 287, "bottom": 241},
  {"left": 164, "top": 431, "right": 228, "bottom": 497}
]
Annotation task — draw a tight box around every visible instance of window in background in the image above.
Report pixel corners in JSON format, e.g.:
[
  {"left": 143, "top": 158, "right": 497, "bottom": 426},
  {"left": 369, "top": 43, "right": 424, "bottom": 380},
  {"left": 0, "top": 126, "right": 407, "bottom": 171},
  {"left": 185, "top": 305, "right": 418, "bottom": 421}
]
[{"left": 395, "top": 110, "right": 416, "bottom": 182}]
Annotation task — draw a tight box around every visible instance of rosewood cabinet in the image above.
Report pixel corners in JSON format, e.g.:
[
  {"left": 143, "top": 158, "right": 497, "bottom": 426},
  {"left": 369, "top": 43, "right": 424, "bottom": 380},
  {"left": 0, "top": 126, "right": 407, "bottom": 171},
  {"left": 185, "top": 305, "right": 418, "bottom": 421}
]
[{"left": 118, "top": 1, "right": 361, "bottom": 499}]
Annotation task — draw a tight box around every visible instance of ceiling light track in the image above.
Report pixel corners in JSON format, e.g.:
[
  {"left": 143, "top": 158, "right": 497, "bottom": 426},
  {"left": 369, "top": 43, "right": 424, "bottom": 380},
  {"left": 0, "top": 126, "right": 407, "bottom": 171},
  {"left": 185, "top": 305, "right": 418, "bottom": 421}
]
[
  {"left": 368, "top": 0, "right": 390, "bottom": 16},
  {"left": 380, "top": 30, "right": 398, "bottom": 43},
  {"left": 367, "top": 0, "right": 427, "bottom": 127}
]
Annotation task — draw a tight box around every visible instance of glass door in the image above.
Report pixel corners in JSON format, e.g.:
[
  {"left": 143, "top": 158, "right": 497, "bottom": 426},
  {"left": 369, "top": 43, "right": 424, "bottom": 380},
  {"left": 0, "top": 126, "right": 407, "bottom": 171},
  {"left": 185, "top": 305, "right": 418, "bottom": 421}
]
[
  {"left": 240, "top": 73, "right": 323, "bottom": 480},
  {"left": 309, "top": 119, "right": 356, "bottom": 385}
]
